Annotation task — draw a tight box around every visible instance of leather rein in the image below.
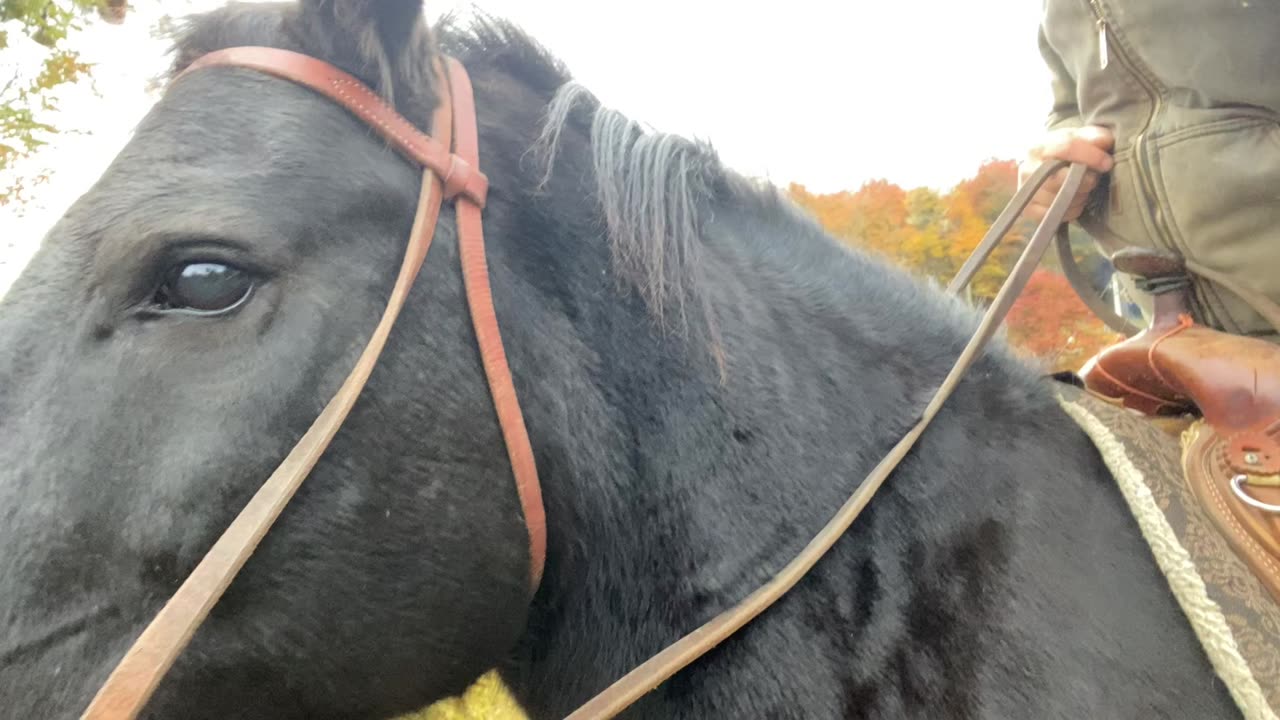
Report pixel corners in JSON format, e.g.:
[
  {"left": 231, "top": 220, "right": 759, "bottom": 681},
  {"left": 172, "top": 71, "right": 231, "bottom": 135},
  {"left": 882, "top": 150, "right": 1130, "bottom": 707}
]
[{"left": 79, "top": 45, "right": 1086, "bottom": 720}]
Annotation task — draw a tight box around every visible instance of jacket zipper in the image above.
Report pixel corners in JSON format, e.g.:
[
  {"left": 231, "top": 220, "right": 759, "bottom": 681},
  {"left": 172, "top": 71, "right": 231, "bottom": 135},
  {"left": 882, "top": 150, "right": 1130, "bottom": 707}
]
[
  {"left": 1094, "top": 10, "right": 1108, "bottom": 69},
  {"left": 1086, "top": 0, "right": 1179, "bottom": 259}
]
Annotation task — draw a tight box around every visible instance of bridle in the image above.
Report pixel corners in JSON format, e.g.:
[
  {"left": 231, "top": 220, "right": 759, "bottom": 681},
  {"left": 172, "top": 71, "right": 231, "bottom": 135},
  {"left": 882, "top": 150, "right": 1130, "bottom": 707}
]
[
  {"left": 80, "top": 47, "right": 545, "bottom": 718},
  {"left": 78, "top": 44, "right": 1087, "bottom": 720}
]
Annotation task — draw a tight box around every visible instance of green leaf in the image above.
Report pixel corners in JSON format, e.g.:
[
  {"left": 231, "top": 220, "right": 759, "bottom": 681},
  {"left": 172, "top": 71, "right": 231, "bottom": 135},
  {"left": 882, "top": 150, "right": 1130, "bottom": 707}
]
[{"left": 1, "top": 0, "right": 102, "bottom": 202}]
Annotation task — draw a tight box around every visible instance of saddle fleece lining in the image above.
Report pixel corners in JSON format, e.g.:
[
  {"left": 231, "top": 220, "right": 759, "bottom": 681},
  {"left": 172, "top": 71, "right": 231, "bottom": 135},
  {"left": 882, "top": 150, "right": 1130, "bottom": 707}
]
[{"left": 1055, "top": 389, "right": 1276, "bottom": 720}]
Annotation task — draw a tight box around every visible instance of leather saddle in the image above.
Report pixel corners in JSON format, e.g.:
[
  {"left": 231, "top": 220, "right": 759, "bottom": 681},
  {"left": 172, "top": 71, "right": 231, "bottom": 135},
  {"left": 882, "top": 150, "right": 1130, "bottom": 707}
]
[{"left": 1076, "top": 248, "right": 1280, "bottom": 602}]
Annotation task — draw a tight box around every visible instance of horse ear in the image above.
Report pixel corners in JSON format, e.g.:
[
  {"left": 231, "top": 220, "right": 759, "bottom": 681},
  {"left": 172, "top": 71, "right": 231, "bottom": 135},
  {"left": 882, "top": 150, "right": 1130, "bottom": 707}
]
[
  {"left": 299, "top": 0, "right": 434, "bottom": 101},
  {"left": 326, "top": 0, "right": 427, "bottom": 63}
]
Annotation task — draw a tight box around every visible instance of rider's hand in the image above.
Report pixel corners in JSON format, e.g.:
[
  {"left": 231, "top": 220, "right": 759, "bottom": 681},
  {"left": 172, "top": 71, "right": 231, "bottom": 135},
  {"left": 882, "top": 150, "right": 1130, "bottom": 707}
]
[{"left": 1019, "top": 125, "right": 1115, "bottom": 223}]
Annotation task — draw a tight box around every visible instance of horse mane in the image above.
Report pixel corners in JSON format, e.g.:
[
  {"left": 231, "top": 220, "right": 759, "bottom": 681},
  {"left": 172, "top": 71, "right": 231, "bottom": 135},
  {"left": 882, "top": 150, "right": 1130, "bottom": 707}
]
[
  {"left": 438, "top": 16, "right": 726, "bottom": 338},
  {"left": 531, "top": 81, "right": 723, "bottom": 332}
]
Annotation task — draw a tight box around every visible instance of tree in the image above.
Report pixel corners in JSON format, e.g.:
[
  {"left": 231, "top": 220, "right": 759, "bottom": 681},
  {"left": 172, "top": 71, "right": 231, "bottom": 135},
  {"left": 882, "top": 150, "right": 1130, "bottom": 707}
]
[
  {"left": 1004, "top": 268, "right": 1122, "bottom": 371},
  {"left": 787, "top": 159, "right": 1122, "bottom": 373},
  {"left": 900, "top": 187, "right": 949, "bottom": 277},
  {"left": 788, "top": 183, "right": 859, "bottom": 242},
  {"left": 941, "top": 159, "right": 1041, "bottom": 302},
  {"left": 845, "top": 179, "right": 912, "bottom": 259},
  {"left": 1, "top": 0, "right": 126, "bottom": 206}
]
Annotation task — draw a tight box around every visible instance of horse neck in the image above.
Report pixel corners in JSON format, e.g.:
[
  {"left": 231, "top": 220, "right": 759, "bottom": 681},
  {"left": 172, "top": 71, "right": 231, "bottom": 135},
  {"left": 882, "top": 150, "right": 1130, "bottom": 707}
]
[
  {"left": 484, "top": 169, "right": 892, "bottom": 713},
  {"left": 462, "top": 56, "right": 1059, "bottom": 714}
]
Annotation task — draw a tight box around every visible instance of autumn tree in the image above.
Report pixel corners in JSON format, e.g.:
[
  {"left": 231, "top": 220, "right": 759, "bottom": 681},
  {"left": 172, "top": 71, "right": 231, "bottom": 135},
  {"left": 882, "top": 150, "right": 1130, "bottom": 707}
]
[
  {"left": 941, "top": 159, "right": 1037, "bottom": 301},
  {"left": 900, "top": 187, "right": 949, "bottom": 277},
  {"left": 1, "top": 0, "right": 126, "bottom": 205},
  {"left": 1003, "top": 268, "right": 1123, "bottom": 371},
  {"left": 843, "top": 179, "right": 911, "bottom": 259},
  {"left": 788, "top": 159, "right": 1122, "bottom": 372},
  {"left": 788, "top": 183, "right": 859, "bottom": 242}
]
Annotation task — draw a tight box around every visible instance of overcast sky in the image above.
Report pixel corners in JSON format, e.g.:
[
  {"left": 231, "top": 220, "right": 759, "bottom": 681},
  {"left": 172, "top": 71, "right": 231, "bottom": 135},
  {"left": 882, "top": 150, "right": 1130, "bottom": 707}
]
[{"left": 0, "top": 0, "right": 1053, "bottom": 291}]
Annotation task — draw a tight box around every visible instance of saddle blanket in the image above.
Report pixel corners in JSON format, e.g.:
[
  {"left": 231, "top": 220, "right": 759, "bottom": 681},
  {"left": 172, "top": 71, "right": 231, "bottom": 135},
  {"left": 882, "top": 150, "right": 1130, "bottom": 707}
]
[{"left": 1055, "top": 381, "right": 1280, "bottom": 720}]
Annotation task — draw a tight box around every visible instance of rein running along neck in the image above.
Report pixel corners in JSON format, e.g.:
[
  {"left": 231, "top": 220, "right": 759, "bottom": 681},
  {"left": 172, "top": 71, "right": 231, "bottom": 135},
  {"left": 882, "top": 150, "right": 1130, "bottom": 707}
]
[
  {"left": 561, "top": 159, "right": 1089, "bottom": 719},
  {"left": 79, "top": 45, "right": 1086, "bottom": 720}
]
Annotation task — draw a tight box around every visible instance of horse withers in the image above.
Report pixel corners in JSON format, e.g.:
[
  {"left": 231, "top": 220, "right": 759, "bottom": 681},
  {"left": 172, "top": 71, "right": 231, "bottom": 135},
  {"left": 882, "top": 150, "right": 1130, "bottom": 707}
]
[{"left": 0, "top": 1, "right": 1243, "bottom": 718}]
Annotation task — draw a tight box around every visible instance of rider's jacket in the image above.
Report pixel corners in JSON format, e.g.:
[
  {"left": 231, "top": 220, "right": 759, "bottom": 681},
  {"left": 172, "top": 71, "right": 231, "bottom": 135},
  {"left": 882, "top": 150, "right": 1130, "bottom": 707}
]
[{"left": 1038, "top": 0, "right": 1280, "bottom": 339}]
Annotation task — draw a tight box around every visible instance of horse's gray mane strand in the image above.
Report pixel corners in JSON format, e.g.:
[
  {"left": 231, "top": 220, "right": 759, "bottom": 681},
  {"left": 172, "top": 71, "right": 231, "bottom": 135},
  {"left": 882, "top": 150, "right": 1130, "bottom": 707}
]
[{"left": 532, "top": 81, "right": 723, "bottom": 336}]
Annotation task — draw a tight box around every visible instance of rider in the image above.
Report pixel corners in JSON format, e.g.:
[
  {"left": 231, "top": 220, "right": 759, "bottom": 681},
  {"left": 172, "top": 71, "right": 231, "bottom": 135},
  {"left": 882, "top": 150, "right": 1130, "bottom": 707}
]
[{"left": 1019, "top": 0, "right": 1280, "bottom": 344}]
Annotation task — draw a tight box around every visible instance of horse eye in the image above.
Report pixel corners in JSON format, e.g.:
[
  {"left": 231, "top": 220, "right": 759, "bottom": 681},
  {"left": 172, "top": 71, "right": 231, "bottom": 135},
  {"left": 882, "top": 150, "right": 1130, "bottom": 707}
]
[{"left": 154, "top": 262, "right": 253, "bottom": 314}]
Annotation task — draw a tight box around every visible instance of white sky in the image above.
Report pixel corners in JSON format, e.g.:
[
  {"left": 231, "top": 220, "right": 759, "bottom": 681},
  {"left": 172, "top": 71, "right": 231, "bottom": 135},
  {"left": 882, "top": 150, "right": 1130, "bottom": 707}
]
[{"left": 0, "top": 0, "right": 1053, "bottom": 292}]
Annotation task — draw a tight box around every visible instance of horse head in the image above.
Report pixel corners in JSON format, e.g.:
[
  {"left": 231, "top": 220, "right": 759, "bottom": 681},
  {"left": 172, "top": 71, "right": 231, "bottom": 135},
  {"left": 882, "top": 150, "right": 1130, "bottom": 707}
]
[
  {"left": 5, "top": 2, "right": 1245, "bottom": 719},
  {"left": 0, "top": 2, "right": 586, "bottom": 716}
]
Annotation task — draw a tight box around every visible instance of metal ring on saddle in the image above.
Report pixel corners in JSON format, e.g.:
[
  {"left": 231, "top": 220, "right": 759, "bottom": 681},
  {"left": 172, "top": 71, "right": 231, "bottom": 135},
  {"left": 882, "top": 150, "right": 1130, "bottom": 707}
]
[{"left": 1230, "top": 474, "right": 1280, "bottom": 514}]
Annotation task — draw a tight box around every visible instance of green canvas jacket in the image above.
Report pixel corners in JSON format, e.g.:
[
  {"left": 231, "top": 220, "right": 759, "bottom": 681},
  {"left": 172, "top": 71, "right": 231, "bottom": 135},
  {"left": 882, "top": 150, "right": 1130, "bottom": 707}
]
[{"left": 1038, "top": 0, "right": 1280, "bottom": 339}]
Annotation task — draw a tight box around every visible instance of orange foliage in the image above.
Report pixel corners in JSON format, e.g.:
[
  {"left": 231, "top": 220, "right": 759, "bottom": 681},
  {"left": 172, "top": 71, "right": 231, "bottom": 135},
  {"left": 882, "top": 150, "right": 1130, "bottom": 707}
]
[
  {"left": 1003, "top": 269, "right": 1123, "bottom": 370},
  {"left": 789, "top": 160, "right": 1121, "bottom": 373},
  {"left": 788, "top": 179, "right": 911, "bottom": 260}
]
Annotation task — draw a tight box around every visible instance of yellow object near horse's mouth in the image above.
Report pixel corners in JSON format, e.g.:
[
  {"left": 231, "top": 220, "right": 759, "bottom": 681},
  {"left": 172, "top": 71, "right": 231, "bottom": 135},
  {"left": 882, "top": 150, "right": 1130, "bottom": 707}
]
[{"left": 395, "top": 671, "right": 529, "bottom": 720}]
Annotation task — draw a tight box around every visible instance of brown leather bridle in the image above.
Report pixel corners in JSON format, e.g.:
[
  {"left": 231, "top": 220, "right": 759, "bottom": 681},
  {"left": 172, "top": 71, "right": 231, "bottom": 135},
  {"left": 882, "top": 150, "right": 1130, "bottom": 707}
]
[
  {"left": 78, "top": 45, "right": 1087, "bottom": 720},
  {"left": 79, "top": 47, "right": 545, "bottom": 718}
]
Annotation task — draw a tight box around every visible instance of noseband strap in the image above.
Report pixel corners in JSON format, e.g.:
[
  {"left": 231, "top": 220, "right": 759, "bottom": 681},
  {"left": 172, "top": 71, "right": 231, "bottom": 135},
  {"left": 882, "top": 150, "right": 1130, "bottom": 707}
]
[{"left": 81, "top": 47, "right": 545, "bottom": 719}]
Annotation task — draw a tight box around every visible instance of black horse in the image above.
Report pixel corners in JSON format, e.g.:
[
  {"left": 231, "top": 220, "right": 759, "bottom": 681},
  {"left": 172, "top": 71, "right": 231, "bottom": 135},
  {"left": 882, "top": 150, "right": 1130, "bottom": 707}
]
[{"left": 0, "top": 1, "right": 1241, "bottom": 718}]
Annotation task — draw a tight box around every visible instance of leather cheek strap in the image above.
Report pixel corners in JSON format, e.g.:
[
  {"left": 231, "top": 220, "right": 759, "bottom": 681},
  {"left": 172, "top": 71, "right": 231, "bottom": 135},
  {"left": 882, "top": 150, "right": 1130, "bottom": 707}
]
[{"left": 442, "top": 55, "right": 547, "bottom": 590}]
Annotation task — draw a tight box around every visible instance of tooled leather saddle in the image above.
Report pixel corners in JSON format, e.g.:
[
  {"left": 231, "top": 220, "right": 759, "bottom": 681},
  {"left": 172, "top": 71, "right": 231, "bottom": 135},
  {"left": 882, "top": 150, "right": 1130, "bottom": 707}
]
[{"left": 1075, "top": 248, "right": 1280, "bottom": 602}]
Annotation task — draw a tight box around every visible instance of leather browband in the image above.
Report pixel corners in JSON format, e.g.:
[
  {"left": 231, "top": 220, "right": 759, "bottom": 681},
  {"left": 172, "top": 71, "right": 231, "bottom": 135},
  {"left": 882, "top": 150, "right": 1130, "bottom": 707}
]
[
  {"left": 182, "top": 47, "right": 490, "bottom": 207},
  {"left": 80, "top": 47, "right": 545, "bottom": 719}
]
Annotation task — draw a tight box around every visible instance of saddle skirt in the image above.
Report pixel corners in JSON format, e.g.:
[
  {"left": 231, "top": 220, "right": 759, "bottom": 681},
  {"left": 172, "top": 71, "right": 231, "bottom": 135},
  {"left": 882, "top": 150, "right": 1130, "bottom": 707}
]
[{"left": 1054, "top": 381, "right": 1280, "bottom": 720}]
